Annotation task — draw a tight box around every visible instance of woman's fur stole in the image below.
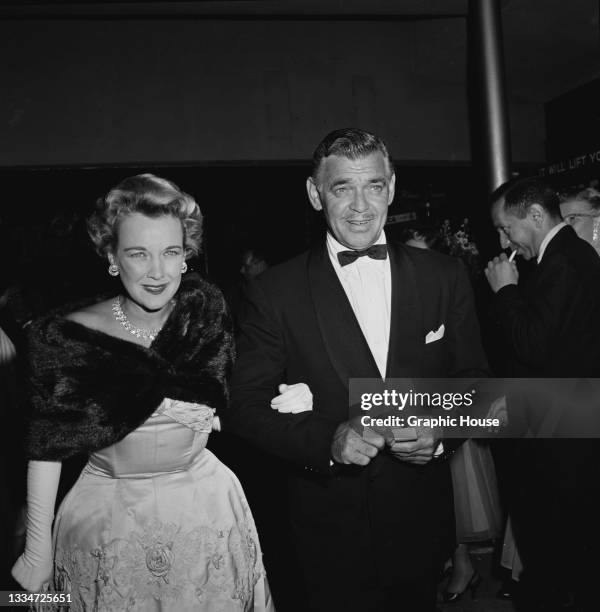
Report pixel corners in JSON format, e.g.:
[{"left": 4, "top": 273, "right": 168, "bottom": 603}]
[{"left": 24, "top": 274, "right": 233, "bottom": 461}]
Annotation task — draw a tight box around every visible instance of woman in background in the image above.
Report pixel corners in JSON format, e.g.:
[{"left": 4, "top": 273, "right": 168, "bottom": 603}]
[
  {"left": 559, "top": 187, "right": 600, "bottom": 254},
  {"left": 12, "top": 174, "right": 276, "bottom": 610}
]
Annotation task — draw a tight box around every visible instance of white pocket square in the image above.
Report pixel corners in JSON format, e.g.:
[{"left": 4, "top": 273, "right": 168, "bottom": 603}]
[{"left": 425, "top": 324, "right": 445, "bottom": 344}]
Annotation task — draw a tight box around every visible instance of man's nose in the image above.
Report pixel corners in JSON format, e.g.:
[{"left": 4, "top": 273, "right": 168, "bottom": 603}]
[
  {"left": 499, "top": 232, "right": 511, "bottom": 250},
  {"left": 350, "top": 189, "right": 369, "bottom": 212}
]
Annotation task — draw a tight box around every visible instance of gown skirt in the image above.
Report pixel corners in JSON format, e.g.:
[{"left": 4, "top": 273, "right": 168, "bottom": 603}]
[
  {"left": 51, "top": 400, "right": 274, "bottom": 612},
  {"left": 450, "top": 439, "right": 502, "bottom": 543}
]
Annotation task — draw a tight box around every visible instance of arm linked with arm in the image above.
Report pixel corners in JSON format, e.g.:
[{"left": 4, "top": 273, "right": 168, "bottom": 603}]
[{"left": 226, "top": 281, "right": 338, "bottom": 471}]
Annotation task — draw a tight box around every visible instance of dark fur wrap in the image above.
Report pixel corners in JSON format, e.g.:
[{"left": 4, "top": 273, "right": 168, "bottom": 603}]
[{"left": 24, "top": 274, "right": 234, "bottom": 461}]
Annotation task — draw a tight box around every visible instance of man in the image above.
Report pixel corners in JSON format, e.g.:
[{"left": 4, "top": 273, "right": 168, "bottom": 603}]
[
  {"left": 486, "top": 177, "right": 600, "bottom": 611},
  {"left": 240, "top": 247, "right": 270, "bottom": 281},
  {"left": 228, "top": 128, "right": 488, "bottom": 612},
  {"left": 487, "top": 177, "right": 600, "bottom": 377},
  {"left": 224, "top": 247, "right": 271, "bottom": 330}
]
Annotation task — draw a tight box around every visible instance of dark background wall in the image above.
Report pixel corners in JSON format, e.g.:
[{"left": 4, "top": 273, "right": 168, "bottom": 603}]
[{"left": 0, "top": 17, "right": 545, "bottom": 166}]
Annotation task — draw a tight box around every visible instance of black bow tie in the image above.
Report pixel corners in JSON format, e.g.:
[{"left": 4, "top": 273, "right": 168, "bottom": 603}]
[{"left": 337, "top": 244, "right": 388, "bottom": 267}]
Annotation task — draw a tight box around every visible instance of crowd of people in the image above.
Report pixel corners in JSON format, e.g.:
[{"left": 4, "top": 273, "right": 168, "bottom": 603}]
[{"left": 1, "top": 128, "right": 600, "bottom": 612}]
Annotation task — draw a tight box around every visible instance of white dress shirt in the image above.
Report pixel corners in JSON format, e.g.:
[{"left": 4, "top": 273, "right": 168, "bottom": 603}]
[
  {"left": 324, "top": 232, "right": 444, "bottom": 460},
  {"left": 326, "top": 231, "right": 391, "bottom": 378}
]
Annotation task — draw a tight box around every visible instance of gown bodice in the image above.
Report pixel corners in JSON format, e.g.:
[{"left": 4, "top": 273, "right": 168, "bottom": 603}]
[{"left": 87, "top": 399, "right": 213, "bottom": 478}]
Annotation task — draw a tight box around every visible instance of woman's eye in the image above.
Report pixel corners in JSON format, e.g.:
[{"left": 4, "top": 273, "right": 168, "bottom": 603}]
[
  {"left": 129, "top": 252, "right": 146, "bottom": 258},
  {"left": 165, "top": 250, "right": 181, "bottom": 256}
]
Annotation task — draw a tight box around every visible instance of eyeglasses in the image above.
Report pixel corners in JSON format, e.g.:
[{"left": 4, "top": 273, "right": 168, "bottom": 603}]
[{"left": 563, "top": 213, "right": 599, "bottom": 225}]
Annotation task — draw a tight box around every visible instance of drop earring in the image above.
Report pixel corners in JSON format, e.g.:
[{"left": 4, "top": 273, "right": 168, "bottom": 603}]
[
  {"left": 181, "top": 261, "right": 188, "bottom": 274},
  {"left": 108, "top": 264, "right": 119, "bottom": 277}
]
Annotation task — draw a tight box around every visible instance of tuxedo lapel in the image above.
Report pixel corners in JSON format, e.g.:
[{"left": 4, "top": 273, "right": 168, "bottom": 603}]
[
  {"left": 307, "top": 244, "right": 380, "bottom": 390},
  {"left": 385, "top": 243, "right": 424, "bottom": 378}
]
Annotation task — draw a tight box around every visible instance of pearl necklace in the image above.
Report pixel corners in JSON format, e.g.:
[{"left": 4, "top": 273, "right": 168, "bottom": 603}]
[{"left": 112, "top": 296, "right": 163, "bottom": 342}]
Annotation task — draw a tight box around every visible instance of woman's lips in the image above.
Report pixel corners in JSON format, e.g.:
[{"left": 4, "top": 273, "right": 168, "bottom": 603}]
[{"left": 142, "top": 284, "right": 167, "bottom": 294}]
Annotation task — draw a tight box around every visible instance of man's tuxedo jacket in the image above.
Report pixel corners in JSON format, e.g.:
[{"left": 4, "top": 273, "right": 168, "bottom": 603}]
[
  {"left": 489, "top": 220, "right": 600, "bottom": 603},
  {"left": 228, "top": 240, "right": 489, "bottom": 585},
  {"left": 493, "top": 225, "right": 600, "bottom": 377}
]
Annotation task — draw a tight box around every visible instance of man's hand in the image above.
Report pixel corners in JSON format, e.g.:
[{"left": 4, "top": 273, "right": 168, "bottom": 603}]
[
  {"left": 331, "top": 422, "right": 385, "bottom": 466},
  {"left": 388, "top": 427, "right": 440, "bottom": 465},
  {"left": 485, "top": 253, "right": 519, "bottom": 293}
]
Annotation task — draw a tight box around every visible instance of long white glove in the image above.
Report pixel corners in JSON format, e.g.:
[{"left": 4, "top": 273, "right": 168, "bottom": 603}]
[
  {"left": 11, "top": 460, "right": 61, "bottom": 591},
  {"left": 270, "top": 383, "right": 313, "bottom": 414}
]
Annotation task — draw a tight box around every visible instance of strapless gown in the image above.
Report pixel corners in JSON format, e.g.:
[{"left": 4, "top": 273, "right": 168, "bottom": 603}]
[{"left": 52, "top": 399, "right": 273, "bottom": 611}]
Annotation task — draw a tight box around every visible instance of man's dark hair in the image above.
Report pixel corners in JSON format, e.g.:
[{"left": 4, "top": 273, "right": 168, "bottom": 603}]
[
  {"left": 491, "top": 176, "right": 561, "bottom": 219},
  {"left": 311, "top": 128, "right": 393, "bottom": 179},
  {"left": 242, "top": 246, "right": 271, "bottom": 266}
]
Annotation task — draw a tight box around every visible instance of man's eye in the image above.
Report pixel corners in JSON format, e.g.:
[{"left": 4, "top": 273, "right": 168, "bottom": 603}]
[
  {"left": 370, "top": 184, "right": 384, "bottom": 193},
  {"left": 334, "top": 187, "right": 347, "bottom": 196}
]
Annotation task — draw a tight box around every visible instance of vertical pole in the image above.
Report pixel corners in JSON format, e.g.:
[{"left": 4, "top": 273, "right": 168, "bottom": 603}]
[{"left": 469, "top": 0, "right": 512, "bottom": 193}]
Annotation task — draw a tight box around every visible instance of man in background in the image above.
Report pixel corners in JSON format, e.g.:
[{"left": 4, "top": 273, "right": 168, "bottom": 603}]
[
  {"left": 223, "top": 247, "right": 271, "bottom": 329},
  {"left": 486, "top": 177, "right": 600, "bottom": 611}
]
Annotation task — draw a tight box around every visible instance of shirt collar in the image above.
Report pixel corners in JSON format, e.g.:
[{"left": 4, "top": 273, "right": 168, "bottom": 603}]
[{"left": 537, "top": 222, "right": 566, "bottom": 264}]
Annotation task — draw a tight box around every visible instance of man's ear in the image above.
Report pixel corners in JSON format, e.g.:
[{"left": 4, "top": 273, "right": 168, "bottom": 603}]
[
  {"left": 387, "top": 172, "right": 396, "bottom": 207},
  {"left": 528, "top": 203, "right": 545, "bottom": 228},
  {"left": 306, "top": 177, "right": 323, "bottom": 212}
]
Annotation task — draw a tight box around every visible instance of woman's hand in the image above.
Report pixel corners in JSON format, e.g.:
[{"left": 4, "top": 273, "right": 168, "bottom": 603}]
[
  {"left": 270, "top": 383, "right": 313, "bottom": 414},
  {"left": 11, "top": 552, "right": 53, "bottom": 592},
  {"left": 11, "top": 461, "right": 61, "bottom": 591}
]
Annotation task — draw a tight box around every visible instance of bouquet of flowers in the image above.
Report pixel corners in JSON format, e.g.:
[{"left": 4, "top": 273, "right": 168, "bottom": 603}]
[{"left": 439, "top": 218, "right": 482, "bottom": 278}]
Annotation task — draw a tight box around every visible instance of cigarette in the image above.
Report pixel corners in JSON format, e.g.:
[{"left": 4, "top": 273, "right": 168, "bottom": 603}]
[{"left": 508, "top": 250, "right": 517, "bottom": 262}]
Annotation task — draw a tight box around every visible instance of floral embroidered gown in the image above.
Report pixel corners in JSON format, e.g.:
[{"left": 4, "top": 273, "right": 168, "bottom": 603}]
[{"left": 52, "top": 399, "right": 273, "bottom": 612}]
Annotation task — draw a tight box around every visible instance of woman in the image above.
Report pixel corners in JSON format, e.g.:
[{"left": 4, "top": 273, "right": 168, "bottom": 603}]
[
  {"left": 559, "top": 187, "right": 600, "bottom": 254},
  {"left": 11, "top": 174, "right": 277, "bottom": 610}
]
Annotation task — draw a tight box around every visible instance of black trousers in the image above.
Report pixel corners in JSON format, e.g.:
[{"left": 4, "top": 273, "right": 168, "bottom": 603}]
[{"left": 498, "top": 440, "right": 600, "bottom": 612}]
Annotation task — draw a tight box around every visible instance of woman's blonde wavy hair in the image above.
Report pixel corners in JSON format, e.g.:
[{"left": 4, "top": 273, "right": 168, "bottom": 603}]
[{"left": 87, "top": 173, "right": 203, "bottom": 259}]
